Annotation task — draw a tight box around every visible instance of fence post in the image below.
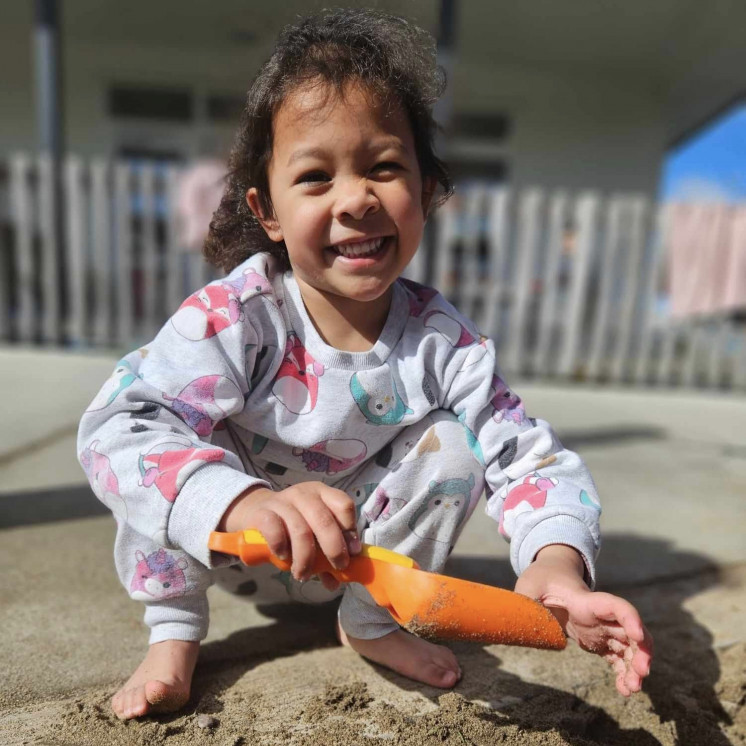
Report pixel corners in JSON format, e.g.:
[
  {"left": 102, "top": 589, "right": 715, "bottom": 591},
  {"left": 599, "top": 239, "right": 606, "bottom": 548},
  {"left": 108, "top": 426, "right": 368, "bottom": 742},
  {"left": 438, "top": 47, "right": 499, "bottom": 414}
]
[
  {"left": 557, "top": 191, "right": 599, "bottom": 378},
  {"left": 164, "top": 166, "right": 184, "bottom": 316},
  {"left": 483, "top": 188, "right": 510, "bottom": 344},
  {"left": 64, "top": 155, "right": 86, "bottom": 345},
  {"left": 534, "top": 190, "right": 568, "bottom": 377},
  {"left": 10, "top": 155, "right": 35, "bottom": 342},
  {"left": 432, "top": 199, "right": 458, "bottom": 298},
  {"left": 586, "top": 196, "right": 623, "bottom": 381},
  {"left": 706, "top": 316, "right": 732, "bottom": 389},
  {"left": 459, "top": 184, "right": 486, "bottom": 323},
  {"left": 609, "top": 196, "right": 647, "bottom": 383},
  {"left": 138, "top": 163, "right": 158, "bottom": 340},
  {"left": 114, "top": 162, "right": 133, "bottom": 348},
  {"left": 734, "top": 326, "right": 746, "bottom": 392},
  {"left": 37, "top": 153, "right": 61, "bottom": 343},
  {"left": 504, "top": 188, "right": 542, "bottom": 376},
  {"left": 634, "top": 203, "right": 670, "bottom": 385},
  {"left": 90, "top": 158, "right": 112, "bottom": 346}
]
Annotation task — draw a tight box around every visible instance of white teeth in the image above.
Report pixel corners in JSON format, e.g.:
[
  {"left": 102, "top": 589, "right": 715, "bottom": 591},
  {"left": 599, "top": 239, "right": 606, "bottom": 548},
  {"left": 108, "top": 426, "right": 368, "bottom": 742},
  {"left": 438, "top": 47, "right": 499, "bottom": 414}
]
[{"left": 334, "top": 238, "right": 384, "bottom": 258}]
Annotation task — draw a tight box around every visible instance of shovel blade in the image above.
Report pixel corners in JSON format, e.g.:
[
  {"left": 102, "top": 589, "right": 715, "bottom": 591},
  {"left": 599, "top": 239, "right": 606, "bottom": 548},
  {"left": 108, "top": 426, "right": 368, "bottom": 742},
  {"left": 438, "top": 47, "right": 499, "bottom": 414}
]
[{"left": 375, "top": 563, "right": 566, "bottom": 650}]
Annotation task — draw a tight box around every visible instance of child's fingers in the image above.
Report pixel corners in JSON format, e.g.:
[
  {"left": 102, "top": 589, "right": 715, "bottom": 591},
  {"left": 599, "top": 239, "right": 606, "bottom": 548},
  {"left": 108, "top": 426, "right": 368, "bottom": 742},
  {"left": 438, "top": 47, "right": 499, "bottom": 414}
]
[
  {"left": 616, "top": 673, "right": 633, "bottom": 697},
  {"left": 606, "top": 638, "right": 628, "bottom": 657},
  {"left": 596, "top": 622, "right": 629, "bottom": 644},
  {"left": 297, "top": 496, "right": 350, "bottom": 572},
  {"left": 249, "top": 507, "right": 292, "bottom": 561},
  {"left": 630, "top": 640, "right": 653, "bottom": 678},
  {"left": 591, "top": 593, "right": 647, "bottom": 643},
  {"left": 603, "top": 650, "right": 636, "bottom": 696},
  {"left": 342, "top": 529, "right": 362, "bottom": 556},
  {"left": 637, "top": 623, "right": 654, "bottom": 657},
  {"left": 265, "top": 502, "right": 318, "bottom": 579},
  {"left": 318, "top": 486, "right": 358, "bottom": 533},
  {"left": 605, "top": 636, "right": 649, "bottom": 695},
  {"left": 324, "top": 487, "right": 362, "bottom": 555}
]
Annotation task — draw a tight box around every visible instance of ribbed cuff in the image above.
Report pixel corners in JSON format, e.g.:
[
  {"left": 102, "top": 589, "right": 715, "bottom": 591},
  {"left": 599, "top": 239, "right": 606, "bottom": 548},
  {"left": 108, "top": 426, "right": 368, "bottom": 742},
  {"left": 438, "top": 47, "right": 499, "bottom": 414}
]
[
  {"left": 514, "top": 514, "right": 598, "bottom": 589},
  {"left": 338, "top": 584, "right": 400, "bottom": 640},
  {"left": 168, "top": 463, "right": 270, "bottom": 567},
  {"left": 144, "top": 593, "right": 210, "bottom": 644}
]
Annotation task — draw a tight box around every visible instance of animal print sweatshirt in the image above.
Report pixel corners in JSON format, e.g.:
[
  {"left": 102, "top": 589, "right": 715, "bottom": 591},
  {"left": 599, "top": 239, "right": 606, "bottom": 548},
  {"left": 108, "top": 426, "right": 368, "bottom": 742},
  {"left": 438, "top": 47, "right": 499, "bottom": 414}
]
[{"left": 78, "top": 252, "right": 602, "bottom": 583}]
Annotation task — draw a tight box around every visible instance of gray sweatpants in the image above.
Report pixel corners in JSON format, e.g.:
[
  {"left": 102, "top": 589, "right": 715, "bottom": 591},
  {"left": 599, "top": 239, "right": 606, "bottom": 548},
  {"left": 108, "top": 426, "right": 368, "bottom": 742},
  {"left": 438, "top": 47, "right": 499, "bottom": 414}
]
[{"left": 117, "top": 410, "right": 485, "bottom": 643}]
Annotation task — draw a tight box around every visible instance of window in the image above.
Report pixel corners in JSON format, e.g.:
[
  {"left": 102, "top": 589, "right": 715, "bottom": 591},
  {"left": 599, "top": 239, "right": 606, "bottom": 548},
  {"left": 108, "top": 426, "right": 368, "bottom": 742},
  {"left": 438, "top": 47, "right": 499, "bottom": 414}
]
[
  {"left": 108, "top": 85, "right": 193, "bottom": 122},
  {"left": 207, "top": 94, "right": 245, "bottom": 123}
]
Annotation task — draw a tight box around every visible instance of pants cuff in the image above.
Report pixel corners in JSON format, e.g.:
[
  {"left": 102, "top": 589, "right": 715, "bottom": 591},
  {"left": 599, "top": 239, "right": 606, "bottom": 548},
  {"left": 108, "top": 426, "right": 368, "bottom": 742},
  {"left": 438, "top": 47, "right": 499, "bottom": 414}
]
[
  {"left": 144, "top": 594, "right": 209, "bottom": 644},
  {"left": 338, "top": 583, "right": 400, "bottom": 640}
]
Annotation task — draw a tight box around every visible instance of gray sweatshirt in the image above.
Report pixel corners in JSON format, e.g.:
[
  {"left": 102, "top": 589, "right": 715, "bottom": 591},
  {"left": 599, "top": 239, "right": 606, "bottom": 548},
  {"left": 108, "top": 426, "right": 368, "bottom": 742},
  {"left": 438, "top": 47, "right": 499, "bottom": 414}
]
[{"left": 78, "top": 252, "right": 601, "bottom": 582}]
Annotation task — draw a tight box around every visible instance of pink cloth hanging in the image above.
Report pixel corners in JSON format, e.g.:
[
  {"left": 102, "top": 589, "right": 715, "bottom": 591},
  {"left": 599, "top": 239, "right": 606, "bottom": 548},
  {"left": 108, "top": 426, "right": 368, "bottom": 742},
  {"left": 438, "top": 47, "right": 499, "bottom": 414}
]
[
  {"left": 722, "top": 206, "right": 746, "bottom": 312},
  {"left": 667, "top": 203, "right": 746, "bottom": 318},
  {"left": 175, "top": 159, "right": 228, "bottom": 252}
]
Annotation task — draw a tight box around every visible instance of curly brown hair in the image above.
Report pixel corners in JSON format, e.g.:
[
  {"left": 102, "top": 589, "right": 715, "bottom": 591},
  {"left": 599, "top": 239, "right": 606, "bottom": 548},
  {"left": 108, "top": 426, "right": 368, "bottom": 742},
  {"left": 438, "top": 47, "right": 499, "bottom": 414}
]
[{"left": 203, "top": 7, "right": 452, "bottom": 274}]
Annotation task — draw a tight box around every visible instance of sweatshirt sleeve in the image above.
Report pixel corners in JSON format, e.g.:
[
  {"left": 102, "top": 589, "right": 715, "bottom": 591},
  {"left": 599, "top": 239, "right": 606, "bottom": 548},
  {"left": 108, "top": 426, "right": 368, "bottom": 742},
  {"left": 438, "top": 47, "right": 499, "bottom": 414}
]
[
  {"left": 77, "top": 269, "right": 277, "bottom": 567},
  {"left": 439, "top": 318, "right": 601, "bottom": 586}
]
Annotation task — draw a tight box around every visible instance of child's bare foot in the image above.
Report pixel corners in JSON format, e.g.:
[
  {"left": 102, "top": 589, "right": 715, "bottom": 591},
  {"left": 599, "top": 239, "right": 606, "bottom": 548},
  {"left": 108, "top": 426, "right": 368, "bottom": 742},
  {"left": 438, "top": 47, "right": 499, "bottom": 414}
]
[
  {"left": 337, "top": 620, "right": 461, "bottom": 688},
  {"left": 111, "top": 639, "right": 199, "bottom": 720}
]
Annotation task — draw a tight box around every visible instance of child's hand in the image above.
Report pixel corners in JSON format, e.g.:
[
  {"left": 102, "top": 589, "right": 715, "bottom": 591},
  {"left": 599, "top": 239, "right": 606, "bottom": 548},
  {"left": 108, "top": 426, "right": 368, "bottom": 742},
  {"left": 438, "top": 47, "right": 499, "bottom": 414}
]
[
  {"left": 514, "top": 545, "right": 653, "bottom": 697},
  {"left": 218, "top": 483, "right": 361, "bottom": 588}
]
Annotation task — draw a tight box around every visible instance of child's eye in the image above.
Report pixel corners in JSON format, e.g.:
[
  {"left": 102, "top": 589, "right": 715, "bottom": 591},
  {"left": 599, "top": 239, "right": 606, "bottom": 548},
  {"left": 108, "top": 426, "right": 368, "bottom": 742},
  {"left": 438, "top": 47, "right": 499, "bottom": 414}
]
[
  {"left": 296, "top": 171, "right": 329, "bottom": 185},
  {"left": 372, "top": 162, "right": 401, "bottom": 175}
]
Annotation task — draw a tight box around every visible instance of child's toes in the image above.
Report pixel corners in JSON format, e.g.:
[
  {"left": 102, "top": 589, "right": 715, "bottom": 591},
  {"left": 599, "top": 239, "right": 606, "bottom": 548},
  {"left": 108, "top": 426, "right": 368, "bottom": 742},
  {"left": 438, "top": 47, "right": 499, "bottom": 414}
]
[
  {"left": 111, "top": 692, "right": 124, "bottom": 719},
  {"left": 113, "top": 686, "right": 149, "bottom": 720},
  {"left": 423, "top": 659, "right": 461, "bottom": 688}
]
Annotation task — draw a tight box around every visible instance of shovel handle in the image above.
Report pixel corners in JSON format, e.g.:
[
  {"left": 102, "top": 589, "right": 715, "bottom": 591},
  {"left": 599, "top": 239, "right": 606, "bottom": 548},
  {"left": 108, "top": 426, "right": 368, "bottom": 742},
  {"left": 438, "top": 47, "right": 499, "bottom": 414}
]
[
  {"left": 208, "top": 529, "right": 418, "bottom": 580},
  {"left": 209, "top": 528, "right": 294, "bottom": 572}
]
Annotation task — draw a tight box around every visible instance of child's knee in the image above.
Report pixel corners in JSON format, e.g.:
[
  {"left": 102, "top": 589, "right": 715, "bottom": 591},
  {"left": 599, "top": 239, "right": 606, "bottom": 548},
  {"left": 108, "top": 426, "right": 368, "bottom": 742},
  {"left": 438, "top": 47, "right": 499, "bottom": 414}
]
[
  {"left": 355, "top": 410, "right": 485, "bottom": 570},
  {"left": 374, "top": 410, "right": 481, "bottom": 475}
]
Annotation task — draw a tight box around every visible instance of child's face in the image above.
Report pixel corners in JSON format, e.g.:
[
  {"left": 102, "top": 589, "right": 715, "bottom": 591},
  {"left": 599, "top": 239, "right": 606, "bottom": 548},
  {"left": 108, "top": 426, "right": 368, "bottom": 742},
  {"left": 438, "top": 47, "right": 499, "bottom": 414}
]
[{"left": 248, "top": 82, "right": 432, "bottom": 311}]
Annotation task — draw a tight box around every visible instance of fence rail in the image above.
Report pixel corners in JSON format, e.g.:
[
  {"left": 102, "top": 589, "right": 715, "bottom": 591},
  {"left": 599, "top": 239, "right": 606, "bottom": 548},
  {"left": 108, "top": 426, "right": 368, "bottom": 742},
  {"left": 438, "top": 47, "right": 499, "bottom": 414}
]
[{"left": 1, "top": 153, "right": 745, "bottom": 392}]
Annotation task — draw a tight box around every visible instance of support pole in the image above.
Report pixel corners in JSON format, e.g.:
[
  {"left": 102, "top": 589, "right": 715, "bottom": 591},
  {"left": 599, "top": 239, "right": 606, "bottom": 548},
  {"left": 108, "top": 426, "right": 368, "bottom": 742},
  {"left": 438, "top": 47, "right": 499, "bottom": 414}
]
[
  {"left": 434, "top": 0, "right": 458, "bottom": 150},
  {"left": 422, "top": 0, "right": 459, "bottom": 286},
  {"left": 34, "top": 0, "right": 66, "bottom": 342},
  {"left": 35, "top": 0, "right": 64, "bottom": 159}
]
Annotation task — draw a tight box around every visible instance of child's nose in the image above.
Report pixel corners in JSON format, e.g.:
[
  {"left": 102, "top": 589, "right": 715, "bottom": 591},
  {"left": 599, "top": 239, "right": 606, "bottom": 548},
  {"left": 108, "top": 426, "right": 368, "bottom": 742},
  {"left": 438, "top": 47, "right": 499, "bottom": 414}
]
[{"left": 333, "top": 179, "right": 380, "bottom": 221}]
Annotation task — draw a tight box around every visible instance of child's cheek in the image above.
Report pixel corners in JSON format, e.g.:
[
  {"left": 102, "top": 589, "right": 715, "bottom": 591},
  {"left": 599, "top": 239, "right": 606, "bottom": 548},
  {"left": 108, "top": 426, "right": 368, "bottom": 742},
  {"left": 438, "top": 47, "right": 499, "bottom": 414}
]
[{"left": 294, "top": 204, "right": 330, "bottom": 247}]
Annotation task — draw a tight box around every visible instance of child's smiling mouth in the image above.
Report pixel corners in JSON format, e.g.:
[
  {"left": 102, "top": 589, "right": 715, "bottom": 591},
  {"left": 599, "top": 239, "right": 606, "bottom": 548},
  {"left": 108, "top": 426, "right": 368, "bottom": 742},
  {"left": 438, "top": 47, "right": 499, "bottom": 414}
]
[{"left": 330, "top": 236, "right": 390, "bottom": 260}]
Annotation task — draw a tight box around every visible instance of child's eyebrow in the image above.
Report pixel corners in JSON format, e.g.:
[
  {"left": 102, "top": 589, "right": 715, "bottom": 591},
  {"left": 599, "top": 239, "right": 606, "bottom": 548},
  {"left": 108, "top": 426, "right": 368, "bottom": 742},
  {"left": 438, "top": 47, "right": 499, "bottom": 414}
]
[
  {"left": 286, "top": 139, "right": 410, "bottom": 167},
  {"left": 286, "top": 147, "right": 327, "bottom": 167},
  {"left": 371, "top": 138, "right": 410, "bottom": 156}
]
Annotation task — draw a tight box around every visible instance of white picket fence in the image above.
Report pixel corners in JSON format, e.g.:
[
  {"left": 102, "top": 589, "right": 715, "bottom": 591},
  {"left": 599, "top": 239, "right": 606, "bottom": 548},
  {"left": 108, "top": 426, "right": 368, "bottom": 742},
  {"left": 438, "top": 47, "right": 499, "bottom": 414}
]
[{"left": 1, "top": 153, "right": 745, "bottom": 391}]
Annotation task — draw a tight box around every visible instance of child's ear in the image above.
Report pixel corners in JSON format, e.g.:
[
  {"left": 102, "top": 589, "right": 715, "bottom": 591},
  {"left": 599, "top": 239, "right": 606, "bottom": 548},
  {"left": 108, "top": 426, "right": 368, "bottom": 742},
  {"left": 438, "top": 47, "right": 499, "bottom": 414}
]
[
  {"left": 421, "top": 177, "right": 437, "bottom": 217},
  {"left": 246, "top": 188, "right": 283, "bottom": 242}
]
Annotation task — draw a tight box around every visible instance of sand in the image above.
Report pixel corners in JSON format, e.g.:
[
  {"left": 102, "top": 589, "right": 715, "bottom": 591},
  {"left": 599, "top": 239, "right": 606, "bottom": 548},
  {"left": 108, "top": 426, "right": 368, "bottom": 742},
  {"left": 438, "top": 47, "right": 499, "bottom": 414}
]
[{"left": 1, "top": 533, "right": 744, "bottom": 746}]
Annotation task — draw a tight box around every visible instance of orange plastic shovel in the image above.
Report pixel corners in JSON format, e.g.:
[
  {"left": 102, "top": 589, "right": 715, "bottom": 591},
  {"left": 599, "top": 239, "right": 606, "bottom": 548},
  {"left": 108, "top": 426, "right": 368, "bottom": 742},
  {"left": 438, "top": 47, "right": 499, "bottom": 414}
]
[{"left": 209, "top": 529, "right": 566, "bottom": 650}]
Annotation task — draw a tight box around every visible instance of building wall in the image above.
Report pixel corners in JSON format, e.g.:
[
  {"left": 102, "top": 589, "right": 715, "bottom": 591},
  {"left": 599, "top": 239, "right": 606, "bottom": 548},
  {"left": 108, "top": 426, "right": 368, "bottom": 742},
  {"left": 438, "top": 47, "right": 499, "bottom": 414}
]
[
  {"left": 0, "top": 14, "right": 35, "bottom": 154},
  {"left": 1, "top": 18, "right": 666, "bottom": 199},
  {"left": 453, "top": 61, "right": 667, "bottom": 198}
]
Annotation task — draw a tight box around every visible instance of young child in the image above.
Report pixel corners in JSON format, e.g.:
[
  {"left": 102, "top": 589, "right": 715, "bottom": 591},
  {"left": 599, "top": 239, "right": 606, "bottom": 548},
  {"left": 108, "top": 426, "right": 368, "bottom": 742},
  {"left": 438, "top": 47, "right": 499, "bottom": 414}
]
[{"left": 78, "top": 8, "right": 652, "bottom": 721}]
